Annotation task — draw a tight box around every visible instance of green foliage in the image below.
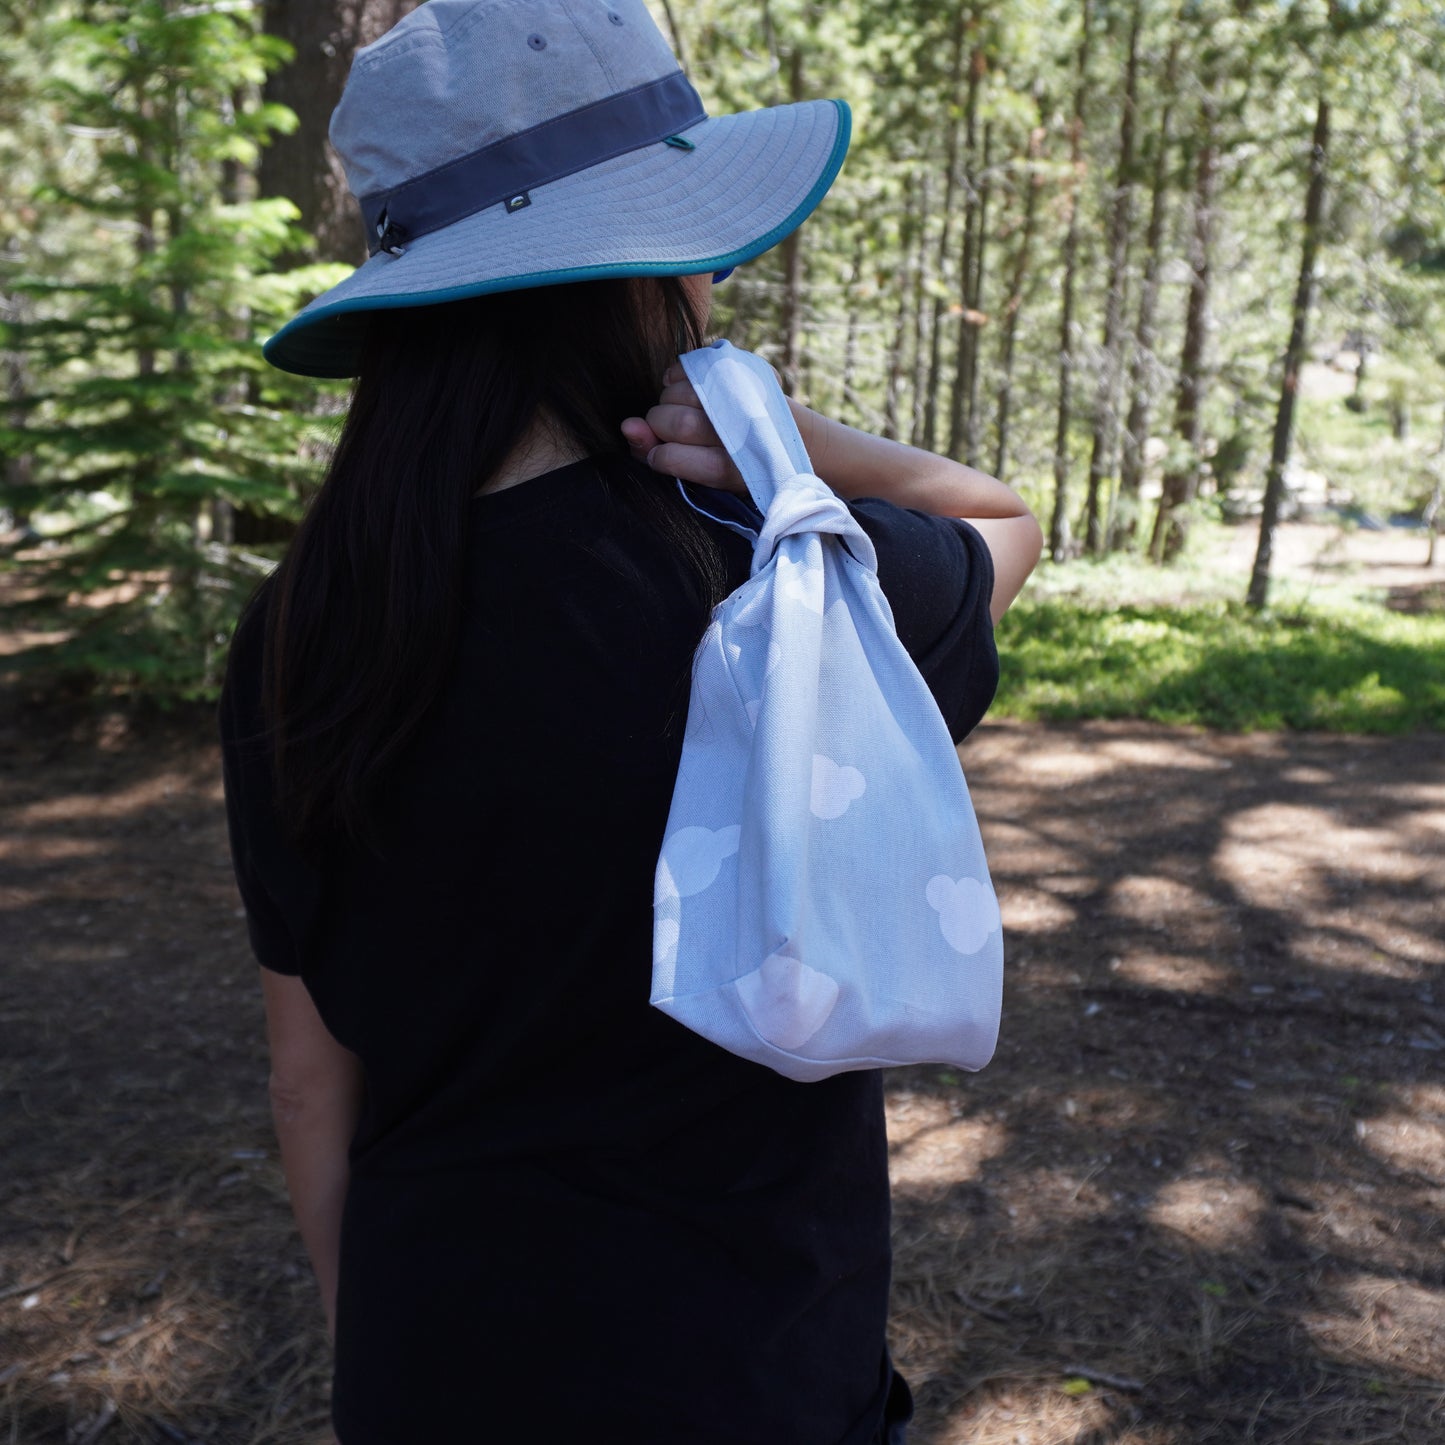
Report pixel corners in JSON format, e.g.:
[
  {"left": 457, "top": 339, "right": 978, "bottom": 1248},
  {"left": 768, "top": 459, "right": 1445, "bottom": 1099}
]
[
  {"left": 3, "top": 0, "right": 1444, "bottom": 711},
  {"left": 0, "top": 0, "right": 345, "bottom": 703},
  {"left": 994, "top": 596, "right": 1445, "bottom": 732}
]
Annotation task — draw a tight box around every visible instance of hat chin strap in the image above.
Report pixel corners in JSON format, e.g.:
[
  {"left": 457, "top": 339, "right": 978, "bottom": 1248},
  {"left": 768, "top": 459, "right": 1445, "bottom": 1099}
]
[{"left": 360, "top": 71, "right": 707, "bottom": 258}]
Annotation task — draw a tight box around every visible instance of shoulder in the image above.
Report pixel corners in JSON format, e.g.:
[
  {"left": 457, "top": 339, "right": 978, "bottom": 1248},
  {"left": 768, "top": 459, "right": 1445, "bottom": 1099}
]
[
  {"left": 218, "top": 575, "right": 276, "bottom": 753},
  {"left": 846, "top": 498, "right": 994, "bottom": 637}
]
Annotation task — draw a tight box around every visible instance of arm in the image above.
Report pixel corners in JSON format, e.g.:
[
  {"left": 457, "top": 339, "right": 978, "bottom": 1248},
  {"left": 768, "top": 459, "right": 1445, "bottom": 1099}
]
[
  {"left": 259, "top": 968, "right": 364, "bottom": 1342},
  {"left": 621, "top": 368, "right": 1043, "bottom": 622}
]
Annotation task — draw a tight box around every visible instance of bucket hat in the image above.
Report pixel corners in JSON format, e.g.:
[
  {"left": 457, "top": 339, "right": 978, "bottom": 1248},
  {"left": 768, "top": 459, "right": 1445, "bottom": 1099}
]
[{"left": 263, "top": 0, "right": 852, "bottom": 378}]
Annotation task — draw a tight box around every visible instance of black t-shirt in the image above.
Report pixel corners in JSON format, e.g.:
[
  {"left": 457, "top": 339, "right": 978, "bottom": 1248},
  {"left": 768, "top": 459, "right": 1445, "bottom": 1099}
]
[{"left": 219, "top": 457, "right": 997, "bottom": 1445}]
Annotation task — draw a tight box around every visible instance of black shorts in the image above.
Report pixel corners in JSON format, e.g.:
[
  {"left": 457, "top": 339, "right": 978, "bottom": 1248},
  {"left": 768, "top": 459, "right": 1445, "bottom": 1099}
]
[{"left": 872, "top": 1363, "right": 914, "bottom": 1445}]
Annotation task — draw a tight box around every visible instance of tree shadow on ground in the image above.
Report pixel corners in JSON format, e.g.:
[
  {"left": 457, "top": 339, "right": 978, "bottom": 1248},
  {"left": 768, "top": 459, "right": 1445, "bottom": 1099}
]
[
  {"left": 1, "top": 711, "right": 1442, "bottom": 1444},
  {"left": 0, "top": 704, "right": 329, "bottom": 1445},
  {"left": 885, "top": 722, "right": 1444, "bottom": 1444}
]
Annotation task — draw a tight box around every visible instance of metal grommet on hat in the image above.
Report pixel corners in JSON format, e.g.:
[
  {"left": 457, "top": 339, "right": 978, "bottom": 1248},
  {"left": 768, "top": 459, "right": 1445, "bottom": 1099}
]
[{"left": 265, "top": 0, "right": 852, "bottom": 378}]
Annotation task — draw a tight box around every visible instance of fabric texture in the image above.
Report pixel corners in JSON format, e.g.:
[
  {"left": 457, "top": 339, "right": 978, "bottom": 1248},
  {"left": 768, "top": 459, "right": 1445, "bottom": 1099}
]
[
  {"left": 262, "top": 0, "right": 850, "bottom": 377},
  {"left": 218, "top": 456, "right": 997, "bottom": 1443},
  {"left": 653, "top": 342, "right": 1004, "bottom": 1080}
]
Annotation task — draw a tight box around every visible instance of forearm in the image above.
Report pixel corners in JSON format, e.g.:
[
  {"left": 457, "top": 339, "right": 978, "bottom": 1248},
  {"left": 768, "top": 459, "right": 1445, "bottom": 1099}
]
[
  {"left": 270, "top": 1080, "right": 360, "bottom": 1340},
  {"left": 260, "top": 967, "right": 364, "bottom": 1343},
  {"left": 787, "top": 401, "right": 1031, "bottom": 521},
  {"left": 787, "top": 400, "right": 1043, "bottom": 620}
]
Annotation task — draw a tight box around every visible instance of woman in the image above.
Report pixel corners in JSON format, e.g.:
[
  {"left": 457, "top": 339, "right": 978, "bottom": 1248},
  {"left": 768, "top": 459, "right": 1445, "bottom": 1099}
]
[{"left": 219, "top": 3, "right": 1042, "bottom": 1442}]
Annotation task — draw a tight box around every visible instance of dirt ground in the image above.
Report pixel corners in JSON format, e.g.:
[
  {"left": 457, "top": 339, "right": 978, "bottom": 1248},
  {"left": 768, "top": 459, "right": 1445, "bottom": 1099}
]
[{"left": 2, "top": 695, "right": 1440, "bottom": 1445}]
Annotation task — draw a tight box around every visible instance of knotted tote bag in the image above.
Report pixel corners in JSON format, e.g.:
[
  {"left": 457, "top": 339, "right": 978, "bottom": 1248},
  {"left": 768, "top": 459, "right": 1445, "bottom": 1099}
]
[{"left": 650, "top": 339, "right": 1003, "bottom": 1082}]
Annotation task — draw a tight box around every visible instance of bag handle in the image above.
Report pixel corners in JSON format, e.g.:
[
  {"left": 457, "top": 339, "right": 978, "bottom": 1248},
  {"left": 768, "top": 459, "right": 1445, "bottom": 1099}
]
[{"left": 679, "top": 341, "right": 878, "bottom": 576}]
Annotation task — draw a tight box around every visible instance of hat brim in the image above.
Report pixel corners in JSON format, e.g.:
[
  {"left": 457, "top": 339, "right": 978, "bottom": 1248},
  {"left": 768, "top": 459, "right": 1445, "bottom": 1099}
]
[{"left": 263, "top": 98, "right": 851, "bottom": 378}]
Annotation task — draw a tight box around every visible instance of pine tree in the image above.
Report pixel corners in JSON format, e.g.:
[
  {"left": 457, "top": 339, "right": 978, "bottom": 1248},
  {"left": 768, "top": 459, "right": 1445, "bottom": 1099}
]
[{"left": 0, "top": 0, "right": 344, "bottom": 701}]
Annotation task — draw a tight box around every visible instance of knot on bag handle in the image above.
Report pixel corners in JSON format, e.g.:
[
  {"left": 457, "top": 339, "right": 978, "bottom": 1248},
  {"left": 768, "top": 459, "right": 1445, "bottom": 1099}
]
[{"left": 679, "top": 342, "right": 878, "bottom": 575}]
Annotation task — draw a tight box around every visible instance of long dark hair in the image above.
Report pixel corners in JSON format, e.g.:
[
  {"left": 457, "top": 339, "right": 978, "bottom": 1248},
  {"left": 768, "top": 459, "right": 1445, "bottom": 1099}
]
[{"left": 246, "top": 276, "right": 722, "bottom": 855}]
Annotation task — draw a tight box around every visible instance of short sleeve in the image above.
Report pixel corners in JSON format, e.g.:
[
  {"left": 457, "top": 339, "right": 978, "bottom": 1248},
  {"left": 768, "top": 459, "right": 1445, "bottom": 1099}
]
[
  {"left": 217, "top": 592, "right": 318, "bottom": 975},
  {"left": 847, "top": 497, "right": 1000, "bottom": 743}
]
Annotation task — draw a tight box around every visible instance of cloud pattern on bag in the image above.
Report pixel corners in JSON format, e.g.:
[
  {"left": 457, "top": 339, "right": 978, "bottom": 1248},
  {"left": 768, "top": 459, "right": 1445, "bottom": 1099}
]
[
  {"left": 810, "top": 755, "right": 865, "bottom": 821},
  {"left": 925, "top": 874, "right": 1002, "bottom": 955},
  {"left": 650, "top": 341, "right": 1003, "bottom": 1082}
]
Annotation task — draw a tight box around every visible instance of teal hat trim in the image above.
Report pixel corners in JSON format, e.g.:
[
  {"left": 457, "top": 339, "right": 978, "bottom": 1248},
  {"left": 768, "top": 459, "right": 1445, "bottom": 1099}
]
[{"left": 264, "top": 100, "right": 851, "bottom": 380}]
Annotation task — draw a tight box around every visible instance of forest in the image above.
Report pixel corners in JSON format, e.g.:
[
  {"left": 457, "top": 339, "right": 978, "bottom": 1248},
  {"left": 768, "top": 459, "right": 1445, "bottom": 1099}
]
[
  {"left": 3, "top": 6, "right": 1445, "bottom": 1445},
  {"left": 1, "top": 0, "right": 1443, "bottom": 726}
]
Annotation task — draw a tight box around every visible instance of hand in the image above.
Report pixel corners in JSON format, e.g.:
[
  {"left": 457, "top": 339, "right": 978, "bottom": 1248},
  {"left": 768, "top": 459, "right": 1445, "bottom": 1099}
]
[{"left": 620, "top": 363, "right": 747, "bottom": 495}]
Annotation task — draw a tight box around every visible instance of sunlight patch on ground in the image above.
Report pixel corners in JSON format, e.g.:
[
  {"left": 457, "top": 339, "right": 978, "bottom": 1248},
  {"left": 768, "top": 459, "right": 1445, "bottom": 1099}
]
[
  {"left": 0, "top": 835, "right": 107, "bottom": 863},
  {"left": 977, "top": 821, "right": 1080, "bottom": 875},
  {"left": 1403, "top": 808, "right": 1445, "bottom": 850},
  {"left": 935, "top": 1380, "right": 1128, "bottom": 1445},
  {"left": 1215, "top": 803, "right": 1443, "bottom": 973},
  {"left": 1391, "top": 1082, "right": 1445, "bottom": 1115},
  {"left": 0, "top": 627, "right": 69, "bottom": 658},
  {"left": 997, "top": 1164, "right": 1119, "bottom": 1225},
  {"left": 12, "top": 773, "right": 199, "bottom": 827},
  {"left": 1354, "top": 1109, "right": 1445, "bottom": 1183},
  {"left": 999, "top": 883, "right": 1078, "bottom": 933},
  {"left": 1097, "top": 736, "right": 1233, "bottom": 773},
  {"left": 1148, "top": 1167, "right": 1269, "bottom": 1253},
  {"left": 1111, "top": 950, "right": 1236, "bottom": 994},
  {"left": 1006, "top": 748, "right": 1118, "bottom": 784},
  {"left": 1109, "top": 874, "right": 1220, "bottom": 923},
  {"left": 888, "top": 1115, "right": 1009, "bottom": 1190},
  {"left": 1218, "top": 803, "right": 1430, "bottom": 902},
  {"left": 1301, "top": 1274, "right": 1445, "bottom": 1383},
  {"left": 1289, "top": 926, "right": 1440, "bottom": 977},
  {"left": 1281, "top": 765, "right": 1338, "bottom": 786}
]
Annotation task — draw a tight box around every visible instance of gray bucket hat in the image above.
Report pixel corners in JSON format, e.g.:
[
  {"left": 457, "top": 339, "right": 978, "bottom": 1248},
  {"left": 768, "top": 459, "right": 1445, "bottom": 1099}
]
[{"left": 263, "top": 0, "right": 851, "bottom": 378}]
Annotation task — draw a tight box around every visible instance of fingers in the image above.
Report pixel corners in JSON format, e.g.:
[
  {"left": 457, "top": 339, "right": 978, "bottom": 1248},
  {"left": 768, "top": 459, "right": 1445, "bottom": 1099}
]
[
  {"left": 622, "top": 363, "right": 745, "bottom": 493},
  {"left": 619, "top": 416, "right": 660, "bottom": 457},
  {"left": 644, "top": 442, "right": 745, "bottom": 493},
  {"left": 644, "top": 401, "right": 718, "bottom": 449}
]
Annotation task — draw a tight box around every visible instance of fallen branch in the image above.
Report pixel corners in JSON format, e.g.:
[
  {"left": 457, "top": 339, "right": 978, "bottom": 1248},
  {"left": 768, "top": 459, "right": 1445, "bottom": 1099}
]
[{"left": 1060, "top": 1364, "right": 1145, "bottom": 1394}]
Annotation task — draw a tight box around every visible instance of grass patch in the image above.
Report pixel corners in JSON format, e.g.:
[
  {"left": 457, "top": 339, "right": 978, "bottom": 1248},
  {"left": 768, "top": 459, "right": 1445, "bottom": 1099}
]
[{"left": 993, "top": 597, "right": 1445, "bottom": 732}]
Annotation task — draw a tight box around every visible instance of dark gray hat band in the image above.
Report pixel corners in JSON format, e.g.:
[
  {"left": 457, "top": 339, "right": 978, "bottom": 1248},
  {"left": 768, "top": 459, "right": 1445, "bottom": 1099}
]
[{"left": 361, "top": 71, "right": 706, "bottom": 257}]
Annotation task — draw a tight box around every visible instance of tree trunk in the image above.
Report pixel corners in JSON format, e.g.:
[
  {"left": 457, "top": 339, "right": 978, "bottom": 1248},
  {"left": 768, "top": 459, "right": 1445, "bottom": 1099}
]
[
  {"left": 1113, "top": 31, "right": 1180, "bottom": 550},
  {"left": 909, "top": 173, "right": 932, "bottom": 448},
  {"left": 776, "top": 47, "right": 807, "bottom": 393},
  {"left": 963, "top": 123, "right": 994, "bottom": 467},
  {"left": 1150, "top": 80, "right": 1221, "bottom": 562},
  {"left": 841, "top": 232, "right": 866, "bottom": 422},
  {"left": 950, "top": 113, "right": 993, "bottom": 465},
  {"left": 1427, "top": 409, "right": 1444, "bottom": 568},
  {"left": 258, "top": 0, "right": 424, "bottom": 265},
  {"left": 1247, "top": 97, "right": 1331, "bottom": 610},
  {"left": 923, "top": 5, "right": 973, "bottom": 453},
  {"left": 3, "top": 336, "right": 34, "bottom": 531},
  {"left": 1048, "top": 0, "right": 1094, "bottom": 562},
  {"left": 947, "top": 37, "right": 987, "bottom": 460},
  {"left": 134, "top": 90, "right": 158, "bottom": 383},
  {"left": 657, "top": 0, "right": 689, "bottom": 75},
  {"left": 1083, "top": 2, "right": 1141, "bottom": 555},
  {"left": 993, "top": 122, "right": 1045, "bottom": 482},
  {"left": 883, "top": 176, "right": 915, "bottom": 442}
]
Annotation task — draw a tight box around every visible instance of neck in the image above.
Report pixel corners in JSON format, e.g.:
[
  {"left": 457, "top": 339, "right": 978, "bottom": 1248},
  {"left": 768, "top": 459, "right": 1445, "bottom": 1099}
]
[{"left": 478, "top": 416, "right": 588, "bottom": 495}]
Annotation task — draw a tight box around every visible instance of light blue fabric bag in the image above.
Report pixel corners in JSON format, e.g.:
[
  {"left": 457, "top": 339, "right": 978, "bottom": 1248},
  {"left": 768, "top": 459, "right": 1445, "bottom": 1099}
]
[{"left": 650, "top": 339, "right": 1003, "bottom": 1082}]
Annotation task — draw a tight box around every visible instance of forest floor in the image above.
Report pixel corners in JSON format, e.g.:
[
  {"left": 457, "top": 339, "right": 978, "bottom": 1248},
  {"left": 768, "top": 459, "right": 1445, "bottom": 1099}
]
[{"left": 1, "top": 521, "right": 1442, "bottom": 1445}]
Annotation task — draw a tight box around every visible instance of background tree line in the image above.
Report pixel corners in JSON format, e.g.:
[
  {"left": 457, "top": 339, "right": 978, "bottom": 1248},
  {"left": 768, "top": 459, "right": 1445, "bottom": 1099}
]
[{"left": 2, "top": 0, "right": 1442, "bottom": 702}]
